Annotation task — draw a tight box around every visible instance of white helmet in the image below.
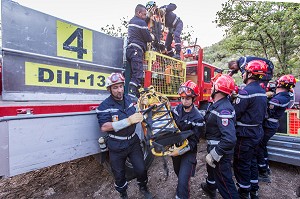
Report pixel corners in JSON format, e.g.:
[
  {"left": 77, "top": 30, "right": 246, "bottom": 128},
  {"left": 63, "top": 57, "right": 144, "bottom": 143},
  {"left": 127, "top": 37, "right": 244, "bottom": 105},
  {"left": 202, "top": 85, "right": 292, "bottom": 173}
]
[{"left": 105, "top": 72, "right": 125, "bottom": 88}]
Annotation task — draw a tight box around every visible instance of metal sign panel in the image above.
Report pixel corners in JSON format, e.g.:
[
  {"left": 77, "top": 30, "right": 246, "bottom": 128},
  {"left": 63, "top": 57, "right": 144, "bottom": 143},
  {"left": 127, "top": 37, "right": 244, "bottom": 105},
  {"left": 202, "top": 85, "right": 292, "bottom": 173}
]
[{"left": 1, "top": 0, "right": 124, "bottom": 100}]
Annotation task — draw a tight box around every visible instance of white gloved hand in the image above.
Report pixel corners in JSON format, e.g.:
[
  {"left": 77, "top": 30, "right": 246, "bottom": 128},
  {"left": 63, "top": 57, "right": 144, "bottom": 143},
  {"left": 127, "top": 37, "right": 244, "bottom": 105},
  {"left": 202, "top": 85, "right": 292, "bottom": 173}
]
[
  {"left": 266, "top": 91, "right": 274, "bottom": 98},
  {"left": 205, "top": 154, "right": 216, "bottom": 168},
  {"left": 128, "top": 112, "right": 143, "bottom": 124},
  {"left": 159, "top": 8, "right": 166, "bottom": 15}
]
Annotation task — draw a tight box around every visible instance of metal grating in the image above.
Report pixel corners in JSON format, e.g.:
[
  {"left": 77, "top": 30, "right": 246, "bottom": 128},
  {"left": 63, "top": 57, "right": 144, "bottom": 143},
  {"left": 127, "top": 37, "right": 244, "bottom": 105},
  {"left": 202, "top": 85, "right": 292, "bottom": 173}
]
[{"left": 144, "top": 51, "right": 186, "bottom": 97}]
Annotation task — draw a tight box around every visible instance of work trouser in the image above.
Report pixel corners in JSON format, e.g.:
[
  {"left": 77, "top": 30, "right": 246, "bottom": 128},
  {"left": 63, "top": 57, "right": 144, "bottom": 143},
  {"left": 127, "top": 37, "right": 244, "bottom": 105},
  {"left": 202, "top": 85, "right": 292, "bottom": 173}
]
[
  {"left": 165, "top": 20, "right": 183, "bottom": 56},
  {"left": 126, "top": 46, "right": 144, "bottom": 87},
  {"left": 257, "top": 127, "right": 277, "bottom": 173},
  {"left": 233, "top": 136, "right": 261, "bottom": 192},
  {"left": 206, "top": 145, "right": 239, "bottom": 199},
  {"left": 108, "top": 137, "right": 148, "bottom": 193},
  {"left": 171, "top": 152, "right": 196, "bottom": 199}
]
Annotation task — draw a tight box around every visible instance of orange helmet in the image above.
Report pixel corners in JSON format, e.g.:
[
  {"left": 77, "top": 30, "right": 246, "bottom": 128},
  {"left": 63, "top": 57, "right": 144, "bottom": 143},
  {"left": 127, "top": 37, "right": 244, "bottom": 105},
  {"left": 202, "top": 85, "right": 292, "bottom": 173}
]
[
  {"left": 244, "top": 60, "right": 268, "bottom": 76},
  {"left": 213, "top": 74, "right": 235, "bottom": 95},
  {"left": 178, "top": 80, "right": 199, "bottom": 97},
  {"left": 277, "top": 74, "right": 296, "bottom": 89},
  {"left": 105, "top": 73, "right": 125, "bottom": 88}
]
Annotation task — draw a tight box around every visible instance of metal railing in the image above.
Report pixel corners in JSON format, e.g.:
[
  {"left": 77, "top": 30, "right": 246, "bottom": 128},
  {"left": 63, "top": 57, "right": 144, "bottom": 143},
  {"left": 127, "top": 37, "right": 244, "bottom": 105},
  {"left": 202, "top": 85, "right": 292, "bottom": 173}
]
[{"left": 268, "top": 134, "right": 300, "bottom": 166}]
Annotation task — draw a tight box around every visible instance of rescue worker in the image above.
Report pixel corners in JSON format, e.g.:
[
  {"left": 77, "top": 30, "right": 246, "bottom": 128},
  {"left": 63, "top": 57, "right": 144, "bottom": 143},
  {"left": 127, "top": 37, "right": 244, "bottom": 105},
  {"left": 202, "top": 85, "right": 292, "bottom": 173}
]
[
  {"left": 228, "top": 56, "right": 274, "bottom": 87},
  {"left": 170, "top": 80, "right": 205, "bottom": 199},
  {"left": 96, "top": 73, "right": 153, "bottom": 199},
  {"left": 257, "top": 74, "right": 296, "bottom": 182},
  {"left": 232, "top": 60, "right": 268, "bottom": 199},
  {"left": 146, "top": 1, "right": 183, "bottom": 59},
  {"left": 201, "top": 74, "right": 239, "bottom": 199},
  {"left": 126, "top": 4, "right": 154, "bottom": 99}
]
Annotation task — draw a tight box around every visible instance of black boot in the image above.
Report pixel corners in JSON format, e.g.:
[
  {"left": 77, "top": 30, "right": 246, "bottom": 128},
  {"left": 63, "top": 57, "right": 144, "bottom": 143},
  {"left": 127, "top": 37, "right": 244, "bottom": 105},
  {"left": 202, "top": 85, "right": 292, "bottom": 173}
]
[
  {"left": 139, "top": 185, "right": 153, "bottom": 199},
  {"left": 258, "top": 171, "right": 271, "bottom": 183},
  {"left": 250, "top": 190, "right": 259, "bottom": 199},
  {"left": 119, "top": 191, "right": 128, "bottom": 199},
  {"left": 238, "top": 188, "right": 250, "bottom": 199},
  {"left": 201, "top": 182, "right": 216, "bottom": 199}
]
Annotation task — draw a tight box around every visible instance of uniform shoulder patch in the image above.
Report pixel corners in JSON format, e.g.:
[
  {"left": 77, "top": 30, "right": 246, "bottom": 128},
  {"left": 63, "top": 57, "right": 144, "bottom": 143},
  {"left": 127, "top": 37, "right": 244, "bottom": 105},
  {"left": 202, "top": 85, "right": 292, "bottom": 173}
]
[
  {"left": 238, "top": 89, "right": 248, "bottom": 95},
  {"left": 220, "top": 110, "right": 231, "bottom": 115}
]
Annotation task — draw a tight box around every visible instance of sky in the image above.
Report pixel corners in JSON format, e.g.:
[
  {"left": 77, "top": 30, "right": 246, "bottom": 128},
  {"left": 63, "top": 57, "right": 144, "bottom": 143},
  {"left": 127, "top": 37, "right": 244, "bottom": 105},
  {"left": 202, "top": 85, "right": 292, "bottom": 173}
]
[{"left": 9, "top": 0, "right": 300, "bottom": 47}]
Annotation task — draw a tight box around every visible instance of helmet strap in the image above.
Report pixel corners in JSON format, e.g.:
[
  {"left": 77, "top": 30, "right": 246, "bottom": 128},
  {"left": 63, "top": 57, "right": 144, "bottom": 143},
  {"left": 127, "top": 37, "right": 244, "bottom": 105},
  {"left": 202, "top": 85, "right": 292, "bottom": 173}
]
[
  {"left": 211, "top": 86, "right": 218, "bottom": 99},
  {"left": 182, "top": 96, "right": 196, "bottom": 110},
  {"left": 183, "top": 103, "right": 193, "bottom": 110},
  {"left": 243, "top": 72, "right": 250, "bottom": 84}
]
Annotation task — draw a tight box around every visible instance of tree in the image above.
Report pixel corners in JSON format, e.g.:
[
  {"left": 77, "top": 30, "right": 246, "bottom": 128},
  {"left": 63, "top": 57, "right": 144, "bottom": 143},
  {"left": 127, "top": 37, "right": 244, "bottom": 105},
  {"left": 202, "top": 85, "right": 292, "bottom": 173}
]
[
  {"left": 215, "top": 0, "right": 300, "bottom": 77},
  {"left": 100, "top": 17, "right": 129, "bottom": 38},
  {"left": 100, "top": 17, "right": 195, "bottom": 47}
]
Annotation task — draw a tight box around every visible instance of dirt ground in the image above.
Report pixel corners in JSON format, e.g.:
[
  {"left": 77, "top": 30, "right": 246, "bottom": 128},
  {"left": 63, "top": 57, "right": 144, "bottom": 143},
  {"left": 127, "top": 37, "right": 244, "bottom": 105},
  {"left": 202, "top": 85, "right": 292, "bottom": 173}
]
[{"left": 0, "top": 139, "right": 299, "bottom": 199}]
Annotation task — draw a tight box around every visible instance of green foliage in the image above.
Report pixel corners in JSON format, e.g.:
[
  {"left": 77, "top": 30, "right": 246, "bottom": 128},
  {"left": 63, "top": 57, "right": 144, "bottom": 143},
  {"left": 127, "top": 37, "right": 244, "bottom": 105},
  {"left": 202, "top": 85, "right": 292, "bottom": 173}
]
[
  {"left": 209, "top": 0, "right": 300, "bottom": 80},
  {"left": 181, "top": 25, "right": 195, "bottom": 45},
  {"left": 100, "top": 17, "right": 129, "bottom": 38},
  {"left": 100, "top": 17, "right": 194, "bottom": 45}
]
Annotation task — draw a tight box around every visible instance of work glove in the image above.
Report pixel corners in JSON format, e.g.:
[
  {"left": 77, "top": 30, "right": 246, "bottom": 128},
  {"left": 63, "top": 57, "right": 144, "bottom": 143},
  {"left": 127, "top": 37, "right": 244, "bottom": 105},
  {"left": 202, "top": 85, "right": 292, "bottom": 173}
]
[
  {"left": 205, "top": 154, "right": 216, "bottom": 168},
  {"left": 169, "top": 145, "right": 190, "bottom": 157},
  {"left": 128, "top": 112, "right": 143, "bottom": 124},
  {"left": 266, "top": 91, "right": 274, "bottom": 98},
  {"left": 159, "top": 8, "right": 166, "bottom": 15},
  {"left": 206, "top": 147, "right": 223, "bottom": 168}
]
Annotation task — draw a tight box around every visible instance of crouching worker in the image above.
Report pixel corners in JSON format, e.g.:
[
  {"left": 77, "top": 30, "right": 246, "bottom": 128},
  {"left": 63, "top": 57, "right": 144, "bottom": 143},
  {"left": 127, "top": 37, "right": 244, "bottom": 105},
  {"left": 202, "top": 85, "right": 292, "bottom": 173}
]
[
  {"left": 96, "top": 73, "right": 153, "bottom": 199},
  {"left": 170, "top": 80, "right": 205, "bottom": 199},
  {"left": 201, "top": 74, "right": 239, "bottom": 199}
]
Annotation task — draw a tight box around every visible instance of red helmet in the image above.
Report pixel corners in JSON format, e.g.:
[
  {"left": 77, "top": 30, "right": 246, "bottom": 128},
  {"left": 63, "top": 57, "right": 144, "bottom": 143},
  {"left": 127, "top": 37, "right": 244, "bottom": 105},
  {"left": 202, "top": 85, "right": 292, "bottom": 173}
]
[
  {"left": 213, "top": 74, "right": 235, "bottom": 95},
  {"left": 178, "top": 80, "right": 199, "bottom": 97},
  {"left": 277, "top": 74, "right": 296, "bottom": 89},
  {"left": 244, "top": 60, "right": 268, "bottom": 76},
  {"left": 105, "top": 72, "right": 125, "bottom": 88}
]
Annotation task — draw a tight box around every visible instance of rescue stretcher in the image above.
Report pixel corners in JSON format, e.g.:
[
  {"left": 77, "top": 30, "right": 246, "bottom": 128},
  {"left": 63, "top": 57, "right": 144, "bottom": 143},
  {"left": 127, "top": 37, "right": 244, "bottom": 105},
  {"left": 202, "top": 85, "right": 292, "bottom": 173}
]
[{"left": 137, "top": 86, "right": 193, "bottom": 156}]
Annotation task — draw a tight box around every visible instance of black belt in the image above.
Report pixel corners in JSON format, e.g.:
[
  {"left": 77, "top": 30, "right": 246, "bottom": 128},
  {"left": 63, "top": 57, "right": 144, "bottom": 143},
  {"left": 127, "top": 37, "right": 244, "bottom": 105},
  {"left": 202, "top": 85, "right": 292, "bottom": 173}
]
[
  {"left": 108, "top": 132, "right": 136, "bottom": 140},
  {"left": 127, "top": 43, "right": 144, "bottom": 52}
]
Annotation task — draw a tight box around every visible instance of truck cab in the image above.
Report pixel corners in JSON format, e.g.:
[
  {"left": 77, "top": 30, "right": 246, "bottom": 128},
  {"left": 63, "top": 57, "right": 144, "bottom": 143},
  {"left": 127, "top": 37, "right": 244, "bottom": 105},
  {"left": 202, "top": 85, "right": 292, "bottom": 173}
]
[{"left": 184, "top": 45, "right": 222, "bottom": 109}]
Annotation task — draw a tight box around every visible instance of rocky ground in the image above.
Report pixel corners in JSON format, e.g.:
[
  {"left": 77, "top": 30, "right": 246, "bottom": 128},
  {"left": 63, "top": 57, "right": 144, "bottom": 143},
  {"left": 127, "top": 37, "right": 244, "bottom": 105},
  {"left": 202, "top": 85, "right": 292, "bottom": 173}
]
[{"left": 0, "top": 139, "right": 299, "bottom": 199}]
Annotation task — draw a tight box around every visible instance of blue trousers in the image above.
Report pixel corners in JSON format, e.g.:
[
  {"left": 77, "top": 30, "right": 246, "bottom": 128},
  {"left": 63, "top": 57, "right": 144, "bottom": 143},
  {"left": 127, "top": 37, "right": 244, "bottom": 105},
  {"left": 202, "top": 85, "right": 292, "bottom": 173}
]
[
  {"left": 233, "top": 137, "right": 261, "bottom": 192},
  {"left": 257, "top": 127, "right": 276, "bottom": 172},
  {"left": 171, "top": 152, "right": 197, "bottom": 199},
  {"left": 126, "top": 46, "right": 144, "bottom": 86},
  {"left": 108, "top": 137, "right": 147, "bottom": 193},
  {"left": 206, "top": 145, "right": 239, "bottom": 199},
  {"left": 165, "top": 20, "right": 183, "bottom": 55}
]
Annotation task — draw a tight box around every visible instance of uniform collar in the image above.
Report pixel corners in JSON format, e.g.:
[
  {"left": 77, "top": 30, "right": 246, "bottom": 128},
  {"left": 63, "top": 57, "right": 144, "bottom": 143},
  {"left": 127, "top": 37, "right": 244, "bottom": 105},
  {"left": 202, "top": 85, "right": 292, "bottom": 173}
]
[{"left": 210, "top": 97, "right": 228, "bottom": 109}]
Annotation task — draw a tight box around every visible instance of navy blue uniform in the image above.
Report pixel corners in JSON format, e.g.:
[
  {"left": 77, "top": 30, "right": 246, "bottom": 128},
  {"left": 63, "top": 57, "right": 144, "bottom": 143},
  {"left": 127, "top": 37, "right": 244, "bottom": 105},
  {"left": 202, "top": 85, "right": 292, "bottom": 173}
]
[
  {"left": 257, "top": 91, "right": 291, "bottom": 173},
  {"left": 235, "top": 56, "right": 274, "bottom": 87},
  {"left": 233, "top": 81, "right": 267, "bottom": 193},
  {"left": 204, "top": 97, "right": 239, "bottom": 199},
  {"left": 171, "top": 104, "right": 205, "bottom": 199},
  {"left": 161, "top": 3, "right": 183, "bottom": 56},
  {"left": 126, "top": 16, "right": 152, "bottom": 88},
  {"left": 96, "top": 95, "right": 148, "bottom": 194}
]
